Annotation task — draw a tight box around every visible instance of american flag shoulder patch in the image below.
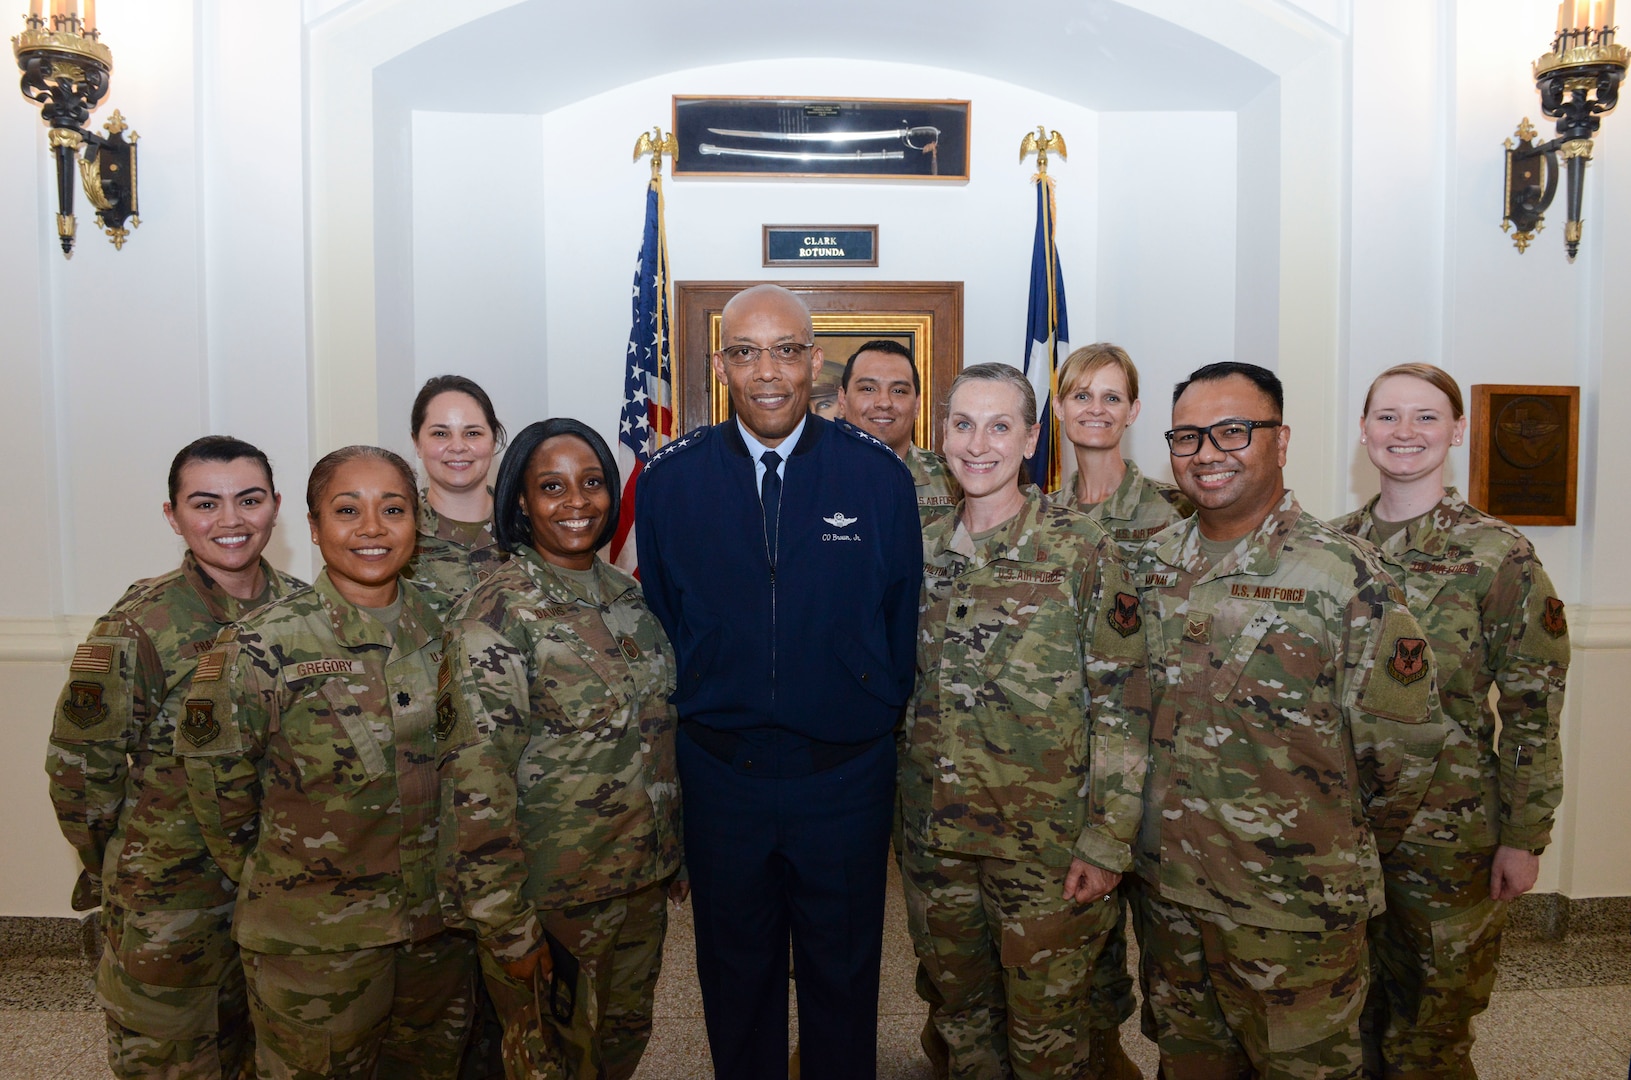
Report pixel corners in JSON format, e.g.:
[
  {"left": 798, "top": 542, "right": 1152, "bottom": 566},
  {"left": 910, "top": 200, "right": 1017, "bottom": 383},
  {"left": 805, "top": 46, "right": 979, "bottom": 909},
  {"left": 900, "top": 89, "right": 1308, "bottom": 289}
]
[
  {"left": 70, "top": 643, "right": 114, "bottom": 673},
  {"left": 193, "top": 652, "right": 227, "bottom": 683}
]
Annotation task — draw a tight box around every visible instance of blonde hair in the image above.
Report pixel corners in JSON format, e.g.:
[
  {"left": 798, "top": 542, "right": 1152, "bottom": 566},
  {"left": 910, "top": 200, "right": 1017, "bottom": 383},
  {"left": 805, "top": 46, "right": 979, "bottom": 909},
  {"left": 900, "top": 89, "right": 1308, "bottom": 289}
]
[
  {"left": 1362, "top": 363, "right": 1464, "bottom": 420},
  {"left": 1056, "top": 343, "right": 1139, "bottom": 402}
]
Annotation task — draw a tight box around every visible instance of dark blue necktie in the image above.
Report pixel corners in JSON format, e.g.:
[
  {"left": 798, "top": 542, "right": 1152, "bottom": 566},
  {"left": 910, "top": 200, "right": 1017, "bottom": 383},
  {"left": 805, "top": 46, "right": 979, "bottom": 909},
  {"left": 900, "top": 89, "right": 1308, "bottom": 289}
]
[{"left": 760, "top": 449, "right": 782, "bottom": 566}]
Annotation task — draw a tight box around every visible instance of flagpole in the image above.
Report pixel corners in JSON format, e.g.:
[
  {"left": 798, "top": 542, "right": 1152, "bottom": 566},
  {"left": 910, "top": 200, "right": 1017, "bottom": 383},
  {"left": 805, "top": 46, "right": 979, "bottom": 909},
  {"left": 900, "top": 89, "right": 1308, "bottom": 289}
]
[{"left": 1020, "top": 126, "right": 1069, "bottom": 494}]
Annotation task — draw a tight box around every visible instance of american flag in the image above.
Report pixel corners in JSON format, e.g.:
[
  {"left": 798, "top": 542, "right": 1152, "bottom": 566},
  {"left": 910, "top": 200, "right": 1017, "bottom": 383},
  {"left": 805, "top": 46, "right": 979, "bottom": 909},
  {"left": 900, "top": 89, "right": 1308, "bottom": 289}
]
[
  {"left": 609, "top": 177, "right": 675, "bottom": 574},
  {"left": 1022, "top": 176, "right": 1070, "bottom": 493}
]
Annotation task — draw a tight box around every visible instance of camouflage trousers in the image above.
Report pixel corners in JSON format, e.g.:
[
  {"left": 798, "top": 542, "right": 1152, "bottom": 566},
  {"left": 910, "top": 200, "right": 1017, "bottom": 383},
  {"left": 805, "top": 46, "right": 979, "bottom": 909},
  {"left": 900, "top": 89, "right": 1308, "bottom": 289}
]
[
  {"left": 1364, "top": 842, "right": 1508, "bottom": 1079},
  {"left": 1137, "top": 884, "right": 1368, "bottom": 1080},
  {"left": 95, "top": 901, "right": 251, "bottom": 1080},
  {"left": 241, "top": 930, "right": 478, "bottom": 1080},
  {"left": 480, "top": 881, "right": 670, "bottom": 1080},
  {"left": 900, "top": 839, "right": 1120, "bottom": 1080},
  {"left": 915, "top": 881, "right": 1137, "bottom": 1079}
]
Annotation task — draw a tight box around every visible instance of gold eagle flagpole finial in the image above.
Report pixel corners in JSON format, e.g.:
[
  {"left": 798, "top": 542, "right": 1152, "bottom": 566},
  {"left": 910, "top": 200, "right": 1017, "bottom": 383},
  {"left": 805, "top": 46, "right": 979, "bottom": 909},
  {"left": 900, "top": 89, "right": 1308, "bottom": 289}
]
[
  {"left": 1019, "top": 125, "right": 1067, "bottom": 178},
  {"left": 633, "top": 126, "right": 679, "bottom": 180}
]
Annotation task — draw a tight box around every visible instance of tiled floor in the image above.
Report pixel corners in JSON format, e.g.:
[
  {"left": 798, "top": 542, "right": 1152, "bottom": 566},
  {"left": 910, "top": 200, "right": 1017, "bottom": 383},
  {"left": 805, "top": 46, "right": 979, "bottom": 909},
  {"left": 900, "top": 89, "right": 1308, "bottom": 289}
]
[{"left": 4, "top": 868, "right": 1628, "bottom": 1079}]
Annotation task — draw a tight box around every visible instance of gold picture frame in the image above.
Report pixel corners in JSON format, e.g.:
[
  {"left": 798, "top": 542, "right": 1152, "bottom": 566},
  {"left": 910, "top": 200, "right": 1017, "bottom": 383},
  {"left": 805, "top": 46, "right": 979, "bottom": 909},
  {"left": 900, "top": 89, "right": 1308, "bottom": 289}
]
[{"left": 674, "top": 281, "right": 964, "bottom": 452}]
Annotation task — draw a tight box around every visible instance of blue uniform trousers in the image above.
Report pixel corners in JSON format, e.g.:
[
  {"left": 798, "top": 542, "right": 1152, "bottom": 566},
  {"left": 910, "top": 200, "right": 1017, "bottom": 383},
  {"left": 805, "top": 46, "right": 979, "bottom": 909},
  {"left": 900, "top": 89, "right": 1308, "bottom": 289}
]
[{"left": 678, "top": 725, "right": 895, "bottom": 1080}]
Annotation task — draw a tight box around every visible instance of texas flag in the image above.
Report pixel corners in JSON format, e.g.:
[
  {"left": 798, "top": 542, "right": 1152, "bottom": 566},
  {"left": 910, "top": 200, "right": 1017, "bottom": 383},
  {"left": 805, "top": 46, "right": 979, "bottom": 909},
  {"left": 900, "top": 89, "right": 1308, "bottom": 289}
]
[{"left": 1021, "top": 177, "right": 1070, "bottom": 492}]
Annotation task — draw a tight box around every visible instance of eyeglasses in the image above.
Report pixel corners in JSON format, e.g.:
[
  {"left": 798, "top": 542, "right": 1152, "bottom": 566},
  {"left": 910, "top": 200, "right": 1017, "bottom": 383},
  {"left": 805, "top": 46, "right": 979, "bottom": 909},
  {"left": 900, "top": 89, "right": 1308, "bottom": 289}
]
[
  {"left": 1164, "top": 419, "right": 1282, "bottom": 457},
  {"left": 717, "top": 342, "right": 815, "bottom": 367}
]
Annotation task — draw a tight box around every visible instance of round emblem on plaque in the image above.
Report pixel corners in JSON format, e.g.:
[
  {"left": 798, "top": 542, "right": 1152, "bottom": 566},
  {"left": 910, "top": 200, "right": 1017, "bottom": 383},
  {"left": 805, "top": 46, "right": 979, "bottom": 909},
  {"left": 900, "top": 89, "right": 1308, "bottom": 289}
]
[{"left": 1494, "top": 396, "right": 1565, "bottom": 470}]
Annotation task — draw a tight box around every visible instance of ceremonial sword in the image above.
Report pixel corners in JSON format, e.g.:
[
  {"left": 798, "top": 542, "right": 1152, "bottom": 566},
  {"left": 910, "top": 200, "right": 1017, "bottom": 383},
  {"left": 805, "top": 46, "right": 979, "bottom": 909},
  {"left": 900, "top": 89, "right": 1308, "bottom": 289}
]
[
  {"left": 706, "top": 125, "right": 941, "bottom": 150},
  {"left": 698, "top": 143, "right": 906, "bottom": 162}
]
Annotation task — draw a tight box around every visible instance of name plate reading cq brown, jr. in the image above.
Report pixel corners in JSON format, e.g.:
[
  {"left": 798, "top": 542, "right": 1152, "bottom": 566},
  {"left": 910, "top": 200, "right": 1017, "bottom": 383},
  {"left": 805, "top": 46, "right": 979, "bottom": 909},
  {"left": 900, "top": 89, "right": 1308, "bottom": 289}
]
[{"left": 1468, "top": 383, "right": 1579, "bottom": 526}]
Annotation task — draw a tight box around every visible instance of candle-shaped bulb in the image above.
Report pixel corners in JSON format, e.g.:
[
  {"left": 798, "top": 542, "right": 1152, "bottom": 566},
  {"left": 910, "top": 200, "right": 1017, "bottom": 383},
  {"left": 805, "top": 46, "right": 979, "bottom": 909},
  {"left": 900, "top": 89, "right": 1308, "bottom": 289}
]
[{"left": 82, "top": 0, "right": 93, "bottom": 31}]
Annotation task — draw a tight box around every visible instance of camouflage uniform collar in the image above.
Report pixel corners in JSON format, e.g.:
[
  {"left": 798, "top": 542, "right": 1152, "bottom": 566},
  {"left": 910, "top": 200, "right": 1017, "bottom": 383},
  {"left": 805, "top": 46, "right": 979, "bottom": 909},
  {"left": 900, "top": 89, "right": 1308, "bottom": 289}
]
[
  {"left": 1354, "top": 487, "right": 1467, "bottom": 559},
  {"left": 180, "top": 549, "right": 283, "bottom": 623},
  {"left": 313, "top": 568, "right": 440, "bottom": 652},
  {"left": 417, "top": 490, "right": 497, "bottom": 548},
  {"left": 1155, "top": 488, "right": 1300, "bottom": 581},
  {"left": 1094, "top": 460, "right": 1148, "bottom": 522},
  {"left": 939, "top": 485, "right": 1049, "bottom": 568},
  {"left": 514, "top": 545, "right": 634, "bottom": 609}
]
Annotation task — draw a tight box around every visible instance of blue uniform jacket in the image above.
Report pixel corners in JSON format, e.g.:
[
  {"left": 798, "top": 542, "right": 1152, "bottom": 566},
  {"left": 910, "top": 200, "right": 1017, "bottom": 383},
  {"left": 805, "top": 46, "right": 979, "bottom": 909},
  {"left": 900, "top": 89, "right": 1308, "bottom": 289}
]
[{"left": 635, "top": 416, "right": 923, "bottom": 744}]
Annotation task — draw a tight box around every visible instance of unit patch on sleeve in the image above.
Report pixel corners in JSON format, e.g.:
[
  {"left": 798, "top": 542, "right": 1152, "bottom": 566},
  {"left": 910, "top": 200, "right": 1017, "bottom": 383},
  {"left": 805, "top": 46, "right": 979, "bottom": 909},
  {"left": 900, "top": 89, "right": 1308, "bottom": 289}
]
[
  {"left": 434, "top": 693, "right": 458, "bottom": 742},
  {"left": 1542, "top": 597, "right": 1567, "bottom": 638},
  {"left": 1108, "top": 592, "right": 1142, "bottom": 637},
  {"left": 62, "top": 681, "right": 108, "bottom": 727},
  {"left": 1386, "top": 637, "right": 1429, "bottom": 686},
  {"left": 181, "top": 698, "right": 221, "bottom": 746}
]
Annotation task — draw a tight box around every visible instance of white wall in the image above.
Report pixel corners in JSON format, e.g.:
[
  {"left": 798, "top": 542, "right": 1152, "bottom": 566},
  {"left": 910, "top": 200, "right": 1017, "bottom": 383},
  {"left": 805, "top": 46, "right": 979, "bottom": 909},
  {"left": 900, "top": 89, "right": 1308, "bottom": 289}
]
[{"left": 4, "top": 0, "right": 1631, "bottom": 916}]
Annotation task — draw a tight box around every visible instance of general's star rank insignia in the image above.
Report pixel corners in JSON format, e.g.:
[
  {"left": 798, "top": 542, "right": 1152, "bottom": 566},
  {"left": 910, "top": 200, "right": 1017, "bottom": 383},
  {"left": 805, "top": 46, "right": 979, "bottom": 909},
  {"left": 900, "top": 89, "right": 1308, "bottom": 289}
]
[
  {"left": 1108, "top": 592, "right": 1141, "bottom": 637},
  {"left": 1542, "top": 597, "right": 1567, "bottom": 638},
  {"left": 1387, "top": 637, "right": 1429, "bottom": 686},
  {"left": 181, "top": 699, "right": 220, "bottom": 746},
  {"left": 63, "top": 681, "right": 108, "bottom": 727}
]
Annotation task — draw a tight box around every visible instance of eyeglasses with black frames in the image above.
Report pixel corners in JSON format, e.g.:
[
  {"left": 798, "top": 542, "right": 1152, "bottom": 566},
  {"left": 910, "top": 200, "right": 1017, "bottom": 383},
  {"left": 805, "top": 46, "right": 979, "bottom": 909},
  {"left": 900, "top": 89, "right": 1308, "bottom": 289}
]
[
  {"left": 717, "top": 343, "right": 816, "bottom": 367},
  {"left": 1164, "top": 419, "right": 1282, "bottom": 457}
]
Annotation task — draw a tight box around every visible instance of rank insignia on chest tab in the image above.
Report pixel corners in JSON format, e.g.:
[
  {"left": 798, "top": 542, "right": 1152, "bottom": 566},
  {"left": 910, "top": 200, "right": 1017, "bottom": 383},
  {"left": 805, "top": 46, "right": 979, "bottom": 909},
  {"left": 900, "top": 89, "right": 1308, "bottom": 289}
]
[
  {"left": 618, "top": 637, "right": 642, "bottom": 661},
  {"left": 181, "top": 699, "right": 220, "bottom": 746},
  {"left": 70, "top": 643, "right": 113, "bottom": 673},
  {"left": 1387, "top": 637, "right": 1429, "bottom": 686},
  {"left": 434, "top": 693, "right": 458, "bottom": 742},
  {"left": 1543, "top": 597, "right": 1567, "bottom": 638},
  {"left": 63, "top": 681, "right": 108, "bottom": 727},
  {"left": 1183, "top": 614, "right": 1211, "bottom": 645},
  {"left": 1108, "top": 592, "right": 1141, "bottom": 637}
]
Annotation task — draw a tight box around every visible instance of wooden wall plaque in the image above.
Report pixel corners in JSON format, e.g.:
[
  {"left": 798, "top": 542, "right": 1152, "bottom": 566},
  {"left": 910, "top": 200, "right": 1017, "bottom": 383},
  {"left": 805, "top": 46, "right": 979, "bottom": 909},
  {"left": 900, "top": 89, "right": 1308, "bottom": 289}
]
[{"left": 1468, "top": 384, "right": 1579, "bottom": 526}]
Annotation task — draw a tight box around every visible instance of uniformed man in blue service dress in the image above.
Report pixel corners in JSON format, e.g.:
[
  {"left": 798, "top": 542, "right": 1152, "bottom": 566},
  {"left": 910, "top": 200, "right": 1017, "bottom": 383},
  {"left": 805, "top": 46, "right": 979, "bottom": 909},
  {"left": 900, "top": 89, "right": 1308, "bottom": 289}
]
[{"left": 635, "top": 284, "right": 923, "bottom": 1080}]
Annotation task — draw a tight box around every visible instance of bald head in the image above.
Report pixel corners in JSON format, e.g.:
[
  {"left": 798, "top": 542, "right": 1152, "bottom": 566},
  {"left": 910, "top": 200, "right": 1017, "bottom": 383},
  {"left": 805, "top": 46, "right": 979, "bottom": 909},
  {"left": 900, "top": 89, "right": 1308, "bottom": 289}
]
[
  {"left": 722, "top": 284, "right": 814, "bottom": 341},
  {"left": 712, "top": 285, "right": 824, "bottom": 447}
]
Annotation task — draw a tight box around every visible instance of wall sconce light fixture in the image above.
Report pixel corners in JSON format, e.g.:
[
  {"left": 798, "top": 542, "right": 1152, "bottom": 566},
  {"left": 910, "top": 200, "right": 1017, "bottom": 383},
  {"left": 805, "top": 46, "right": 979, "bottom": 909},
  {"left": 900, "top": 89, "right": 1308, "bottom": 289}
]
[
  {"left": 12, "top": 0, "right": 138, "bottom": 257},
  {"left": 1503, "top": 1, "right": 1626, "bottom": 260}
]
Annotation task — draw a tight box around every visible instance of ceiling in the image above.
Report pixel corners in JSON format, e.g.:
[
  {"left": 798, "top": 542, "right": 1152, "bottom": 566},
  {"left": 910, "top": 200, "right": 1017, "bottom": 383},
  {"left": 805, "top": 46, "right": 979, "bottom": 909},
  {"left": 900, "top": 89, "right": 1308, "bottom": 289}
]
[{"left": 373, "top": 0, "right": 1281, "bottom": 115}]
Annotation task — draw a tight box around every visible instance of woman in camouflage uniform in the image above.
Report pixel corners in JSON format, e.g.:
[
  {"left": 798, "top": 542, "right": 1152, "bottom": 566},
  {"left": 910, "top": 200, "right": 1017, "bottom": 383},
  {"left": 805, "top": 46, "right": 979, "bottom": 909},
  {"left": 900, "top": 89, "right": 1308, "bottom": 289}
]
[
  {"left": 437, "top": 418, "right": 682, "bottom": 1080},
  {"left": 408, "top": 375, "right": 510, "bottom": 604},
  {"left": 180, "top": 446, "right": 477, "bottom": 1080},
  {"left": 898, "top": 364, "right": 1149, "bottom": 1080},
  {"left": 47, "top": 436, "right": 302, "bottom": 1080},
  {"left": 1050, "top": 342, "right": 1191, "bottom": 1079},
  {"left": 1052, "top": 343, "right": 1193, "bottom": 563},
  {"left": 1336, "top": 363, "right": 1570, "bottom": 1077}
]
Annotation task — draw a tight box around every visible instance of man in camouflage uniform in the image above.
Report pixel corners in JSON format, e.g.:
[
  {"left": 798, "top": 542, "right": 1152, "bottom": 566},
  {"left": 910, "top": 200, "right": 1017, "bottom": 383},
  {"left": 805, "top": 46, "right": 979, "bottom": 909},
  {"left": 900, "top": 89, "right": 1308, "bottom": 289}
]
[
  {"left": 436, "top": 537, "right": 682, "bottom": 1080},
  {"left": 179, "top": 568, "right": 475, "bottom": 1079},
  {"left": 1335, "top": 487, "right": 1569, "bottom": 1076},
  {"left": 838, "top": 339, "right": 959, "bottom": 526},
  {"left": 1132, "top": 363, "right": 1445, "bottom": 1079},
  {"left": 46, "top": 437, "right": 302, "bottom": 1080},
  {"left": 898, "top": 477, "right": 1150, "bottom": 1079}
]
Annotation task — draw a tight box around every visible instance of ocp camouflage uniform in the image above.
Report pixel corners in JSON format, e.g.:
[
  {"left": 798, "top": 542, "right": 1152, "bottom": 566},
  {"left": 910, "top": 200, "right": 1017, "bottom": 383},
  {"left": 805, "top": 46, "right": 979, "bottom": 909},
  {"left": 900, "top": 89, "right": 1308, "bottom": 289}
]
[
  {"left": 908, "top": 443, "right": 960, "bottom": 527},
  {"left": 178, "top": 570, "right": 476, "bottom": 1080},
  {"left": 409, "top": 495, "right": 509, "bottom": 618},
  {"left": 46, "top": 551, "right": 302, "bottom": 1080},
  {"left": 1055, "top": 458, "right": 1193, "bottom": 1054},
  {"left": 437, "top": 547, "right": 682, "bottom": 1080},
  {"left": 1133, "top": 490, "right": 1446, "bottom": 1080},
  {"left": 1056, "top": 459, "right": 1195, "bottom": 566},
  {"left": 898, "top": 486, "right": 1150, "bottom": 1080},
  {"left": 1334, "top": 489, "right": 1569, "bottom": 1078}
]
